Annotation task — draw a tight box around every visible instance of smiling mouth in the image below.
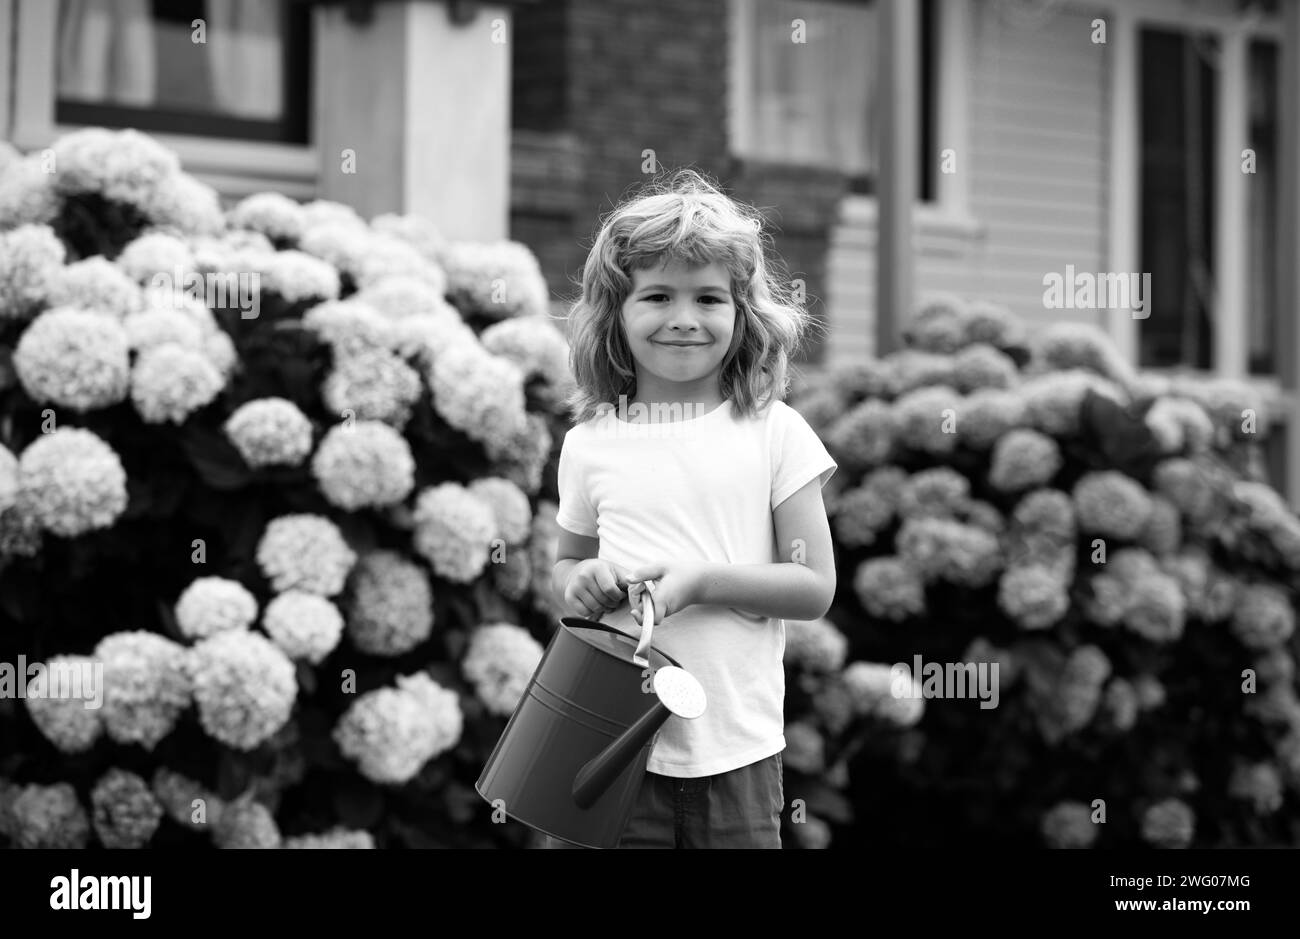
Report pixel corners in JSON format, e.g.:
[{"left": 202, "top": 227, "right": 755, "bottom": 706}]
[{"left": 655, "top": 341, "right": 709, "bottom": 347}]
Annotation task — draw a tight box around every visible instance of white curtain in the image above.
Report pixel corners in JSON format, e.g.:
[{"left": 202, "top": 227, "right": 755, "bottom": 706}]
[
  {"left": 57, "top": 0, "right": 157, "bottom": 106},
  {"left": 749, "top": 0, "right": 877, "bottom": 176},
  {"left": 205, "top": 0, "right": 284, "bottom": 119}
]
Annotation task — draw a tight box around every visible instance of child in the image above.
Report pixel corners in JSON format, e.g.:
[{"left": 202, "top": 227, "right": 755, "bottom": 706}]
[{"left": 548, "top": 169, "right": 838, "bottom": 849}]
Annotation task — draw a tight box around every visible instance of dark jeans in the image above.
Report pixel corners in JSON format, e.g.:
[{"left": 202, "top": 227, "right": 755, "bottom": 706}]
[{"left": 543, "top": 752, "right": 784, "bottom": 849}]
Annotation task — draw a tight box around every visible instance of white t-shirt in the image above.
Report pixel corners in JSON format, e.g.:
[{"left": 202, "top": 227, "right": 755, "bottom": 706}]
[{"left": 555, "top": 396, "right": 838, "bottom": 777}]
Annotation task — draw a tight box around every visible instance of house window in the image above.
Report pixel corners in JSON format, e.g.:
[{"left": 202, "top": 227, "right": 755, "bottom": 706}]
[
  {"left": 1246, "top": 38, "right": 1279, "bottom": 376},
  {"left": 1137, "top": 28, "right": 1215, "bottom": 370},
  {"left": 732, "top": 0, "right": 937, "bottom": 199},
  {"left": 54, "top": 0, "right": 311, "bottom": 143}
]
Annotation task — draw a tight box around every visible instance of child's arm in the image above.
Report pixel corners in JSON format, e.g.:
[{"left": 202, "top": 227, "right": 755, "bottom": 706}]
[
  {"left": 553, "top": 528, "right": 630, "bottom": 619},
  {"left": 627, "top": 477, "right": 836, "bottom": 622}
]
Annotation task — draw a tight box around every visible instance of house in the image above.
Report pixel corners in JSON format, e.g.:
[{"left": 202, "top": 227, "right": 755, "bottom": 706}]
[{"left": 2, "top": 0, "right": 1297, "bottom": 501}]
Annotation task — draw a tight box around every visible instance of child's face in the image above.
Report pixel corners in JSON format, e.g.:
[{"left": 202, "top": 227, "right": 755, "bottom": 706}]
[{"left": 620, "top": 259, "right": 736, "bottom": 396}]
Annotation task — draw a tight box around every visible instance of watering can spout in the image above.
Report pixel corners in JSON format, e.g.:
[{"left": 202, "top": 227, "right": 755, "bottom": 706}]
[
  {"left": 572, "top": 700, "right": 673, "bottom": 809},
  {"left": 571, "top": 659, "right": 707, "bottom": 808}
]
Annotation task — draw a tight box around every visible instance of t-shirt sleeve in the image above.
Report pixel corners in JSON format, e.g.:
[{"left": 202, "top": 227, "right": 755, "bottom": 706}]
[
  {"left": 555, "top": 429, "right": 598, "bottom": 537},
  {"left": 770, "top": 402, "right": 838, "bottom": 510}
]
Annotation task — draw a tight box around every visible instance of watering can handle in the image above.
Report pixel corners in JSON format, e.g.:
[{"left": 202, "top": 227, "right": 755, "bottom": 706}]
[{"left": 631, "top": 584, "right": 656, "bottom": 669}]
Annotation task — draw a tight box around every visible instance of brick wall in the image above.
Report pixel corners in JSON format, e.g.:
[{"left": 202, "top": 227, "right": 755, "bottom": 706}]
[{"left": 509, "top": 0, "right": 847, "bottom": 363}]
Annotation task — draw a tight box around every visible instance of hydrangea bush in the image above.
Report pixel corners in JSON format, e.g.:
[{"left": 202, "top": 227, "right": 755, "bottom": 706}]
[
  {"left": 783, "top": 293, "right": 1300, "bottom": 849},
  {"left": 0, "top": 129, "right": 573, "bottom": 849}
]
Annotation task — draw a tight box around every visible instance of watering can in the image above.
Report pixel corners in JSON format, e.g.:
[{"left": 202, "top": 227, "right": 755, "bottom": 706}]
[{"left": 476, "top": 588, "right": 707, "bottom": 848}]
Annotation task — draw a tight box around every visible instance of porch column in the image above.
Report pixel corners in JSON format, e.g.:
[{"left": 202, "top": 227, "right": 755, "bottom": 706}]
[
  {"left": 876, "top": 0, "right": 918, "bottom": 357},
  {"left": 314, "top": 1, "right": 511, "bottom": 241}
]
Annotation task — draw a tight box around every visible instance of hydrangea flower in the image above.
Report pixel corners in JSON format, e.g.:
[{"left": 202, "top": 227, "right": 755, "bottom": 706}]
[
  {"left": 152, "top": 767, "right": 224, "bottom": 831},
  {"left": 333, "top": 672, "right": 464, "bottom": 784},
  {"left": 261, "top": 250, "right": 341, "bottom": 303},
  {"left": 1072, "top": 471, "right": 1153, "bottom": 540},
  {"left": 1151, "top": 458, "right": 1222, "bottom": 528},
  {"left": 1029, "top": 322, "right": 1134, "bottom": 384},
  {"left": 1229, "top": 582, "right": 1295, "bottom": 650},
  {"left": 529, "top": 501, "right": 565, "bottom": 619},
  {"left": 91, "top": 768, "right": 163, "bottom": 849},
  {"left": 412, "top": 483, "right": 498, "bottom": 583},
  {"left": 0, "top": 488, "right": 44, "bottom": 557},
  {"left": 1020, "top": 369, "right": 1126, "bottom": 438},
  {"left": 897, "top": 466, "right": 970, "bottom": 520},
  {"left": 888, "top": 349, "right": 956, "bottom": 395},
  {"left": 902, "top": 293, "right": 969, "bottom": 354},
  {"left": 301, "top": 199, "right": 367, "bottom": 230},
  {"left": 116, "top": 230, "right": 195, "bottom": 285},
  {"left": 957, "top": 388, "right": 1026, "bottom": 449},
  {"left": 492, "top": 413, "right": 554, "bottom": 496},
  {"left": 1227, "top": 763, "right": 1284, "bottom": 815},
  {"left": 23, "top": 655, "right": 104, "bottom": 754},
  {"left": 188, "top": 631, "right": 297, "bottom": 751},
  {"left": 14, "top": 307, "right": 131, "bottom": 410},
  {"left": 345, "top": 550, "right": 435, "bottom": 656},
  {"left": 951, "top": 343, "right": 1018, "bottom": 392},
  {"left": 353, "top": 234, "right": 446, "bottom": 293},
  {"left": 782, "top": 721, "right": 825, "bottom": 774},
  {"left": 0, "top": 224, "right": 64, "bottom": 320},
  {"left": 387, "top": 311, "right": 478, "bottom": 369},
  {"left": 480, "top": 316, "right": 575, "bottom": 400},
  {"left": 963, "top": 299, "right": 1028, "bottom": 349},
  {"left": 7, "top": 782, "right": 91, "bottom": 848},
  {"left": 791, "top": 386, "right": 846, "bottom": 437},
  {"left": 493, "top": 547, "right": 533, "bottom": 601},
  {"left": 892, "top": 385, "right": 963, "bottom": 454},
  {"left": 440, "top": 240, "right": 549, "bottom": 320},
  {"left": 371, "top": 212, "right": 446, "bottom": 261},
  {"left": 896, "top": 517, "right": 1002, "bottom": 587},
  {"left": 130, "top": 344, "right": 224, "bottom": 424},
  {"left": 428, "top": 342, "right": 529, "bottom": 454},
  {"left": 321, "top": 348, "right": 422, "bottom": 428},
  {"left": 175, "top": 577, "right": 258, "bottom": 640},
  {"left": 1145, "top": 396, "right": 1215, "bottom": 454},
  {"left": 213, "top": 797, "right": 281, "bottom": 849},
  {"left": 468, "top": 477, "right": 533, "bottom": 545},
  {"left": 824, "top": 399, "right": 895, "bottom": 470},
  {"left": 302, "top": 299, "right": 395, "bottom": 356},
  {"left": 832, "top": 484, "right": 894, "bottom": 548},
  {"left": 1122, "top": 569, "right": 1186, "bottom": 643},
  {"left": 262, "top": 591, "right": 345, "bottom": 664},
  {"left": 356, "top": 275, "right": 456, "bottom": 321},
  {"left": 783, "top": 617, "right": 849, "bottom": 672},
  {"left": 0, "top": 155, "right": 60, "bottom": 229},
  {"left": 283, "top": 828, "right": 377, "bottom": 849},
  {"left": 256, "top": 514, "right": 357, "bottom": 596},
  {"left": 94, "top": 630, "right": 191, "bottom": 749},
  {"left": 1137, "top": 496, "right": 1182, "bottom": 557},
  {"left": 1140, "top": 798, "right": 1195, "bottom": 849},
  {"left": 224, "top": 397, "right": 314, "bottom": 468},
  {"left": 998, "top": 564, "right": 1070, "bottom": 630},
  {"left": 1101, "top": 678, "right": 1140, "bottom": 732},
  {"left": 853, "top": 556, "right": 926, "bottom": 621},
  {"left": 1033, "top": 645, "right": 1110, "bottom": 743},
  {"left": 143, "top": 171, "right": 225, "bottom": 236},
  {"left": 1040, "top": 801, "right": 1099, "bottom": 849},
  {"left": 226, "top": 192, "right": 305, "bottom": 243},
  {"left": 18, "top": 428, "right": 128, "bottom": 536},
  {"left": 44, "top": 257, "right": 143, "bottom": 319},
  {"left": 298, "top": 222, "right": 371, "bottom": 273},
  {"left": 123, "top": 308, "right": 206, "bottom": 354},
  {"left": 988, "top": 429, "right": 1062, "bottom": 493},
  {"left": 51, "top": 127, "right": 179, "bottom": 206},
  {"left": 311, "top": 421, "right": 415, "bottom": 510},
  {"left": 828, "top": 358, "right": 894, "bottom": 401},
  {"left": 462, "top": 622, "right": 545, "bottom": 716},
  {"left": 842, "top": 661, "right": 925, "bottom": 726}
]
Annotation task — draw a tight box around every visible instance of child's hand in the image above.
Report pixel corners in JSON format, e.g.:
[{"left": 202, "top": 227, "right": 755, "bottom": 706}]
[
  {"left": 626, "top": 562, "right": 704, "bottom": 624},
  {"left": 563, "top": 559, "right": 630, "bottom": 619}
]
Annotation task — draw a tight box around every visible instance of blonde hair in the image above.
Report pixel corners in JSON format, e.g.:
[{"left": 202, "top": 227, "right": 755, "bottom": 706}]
[{"left": 564, "top": 168, "right": 816, "bottom": 425}]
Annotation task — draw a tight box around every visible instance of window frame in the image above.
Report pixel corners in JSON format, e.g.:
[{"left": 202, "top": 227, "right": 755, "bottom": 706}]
[{"left": 9, "top": 0, "right": 319, "bottom": 199}]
